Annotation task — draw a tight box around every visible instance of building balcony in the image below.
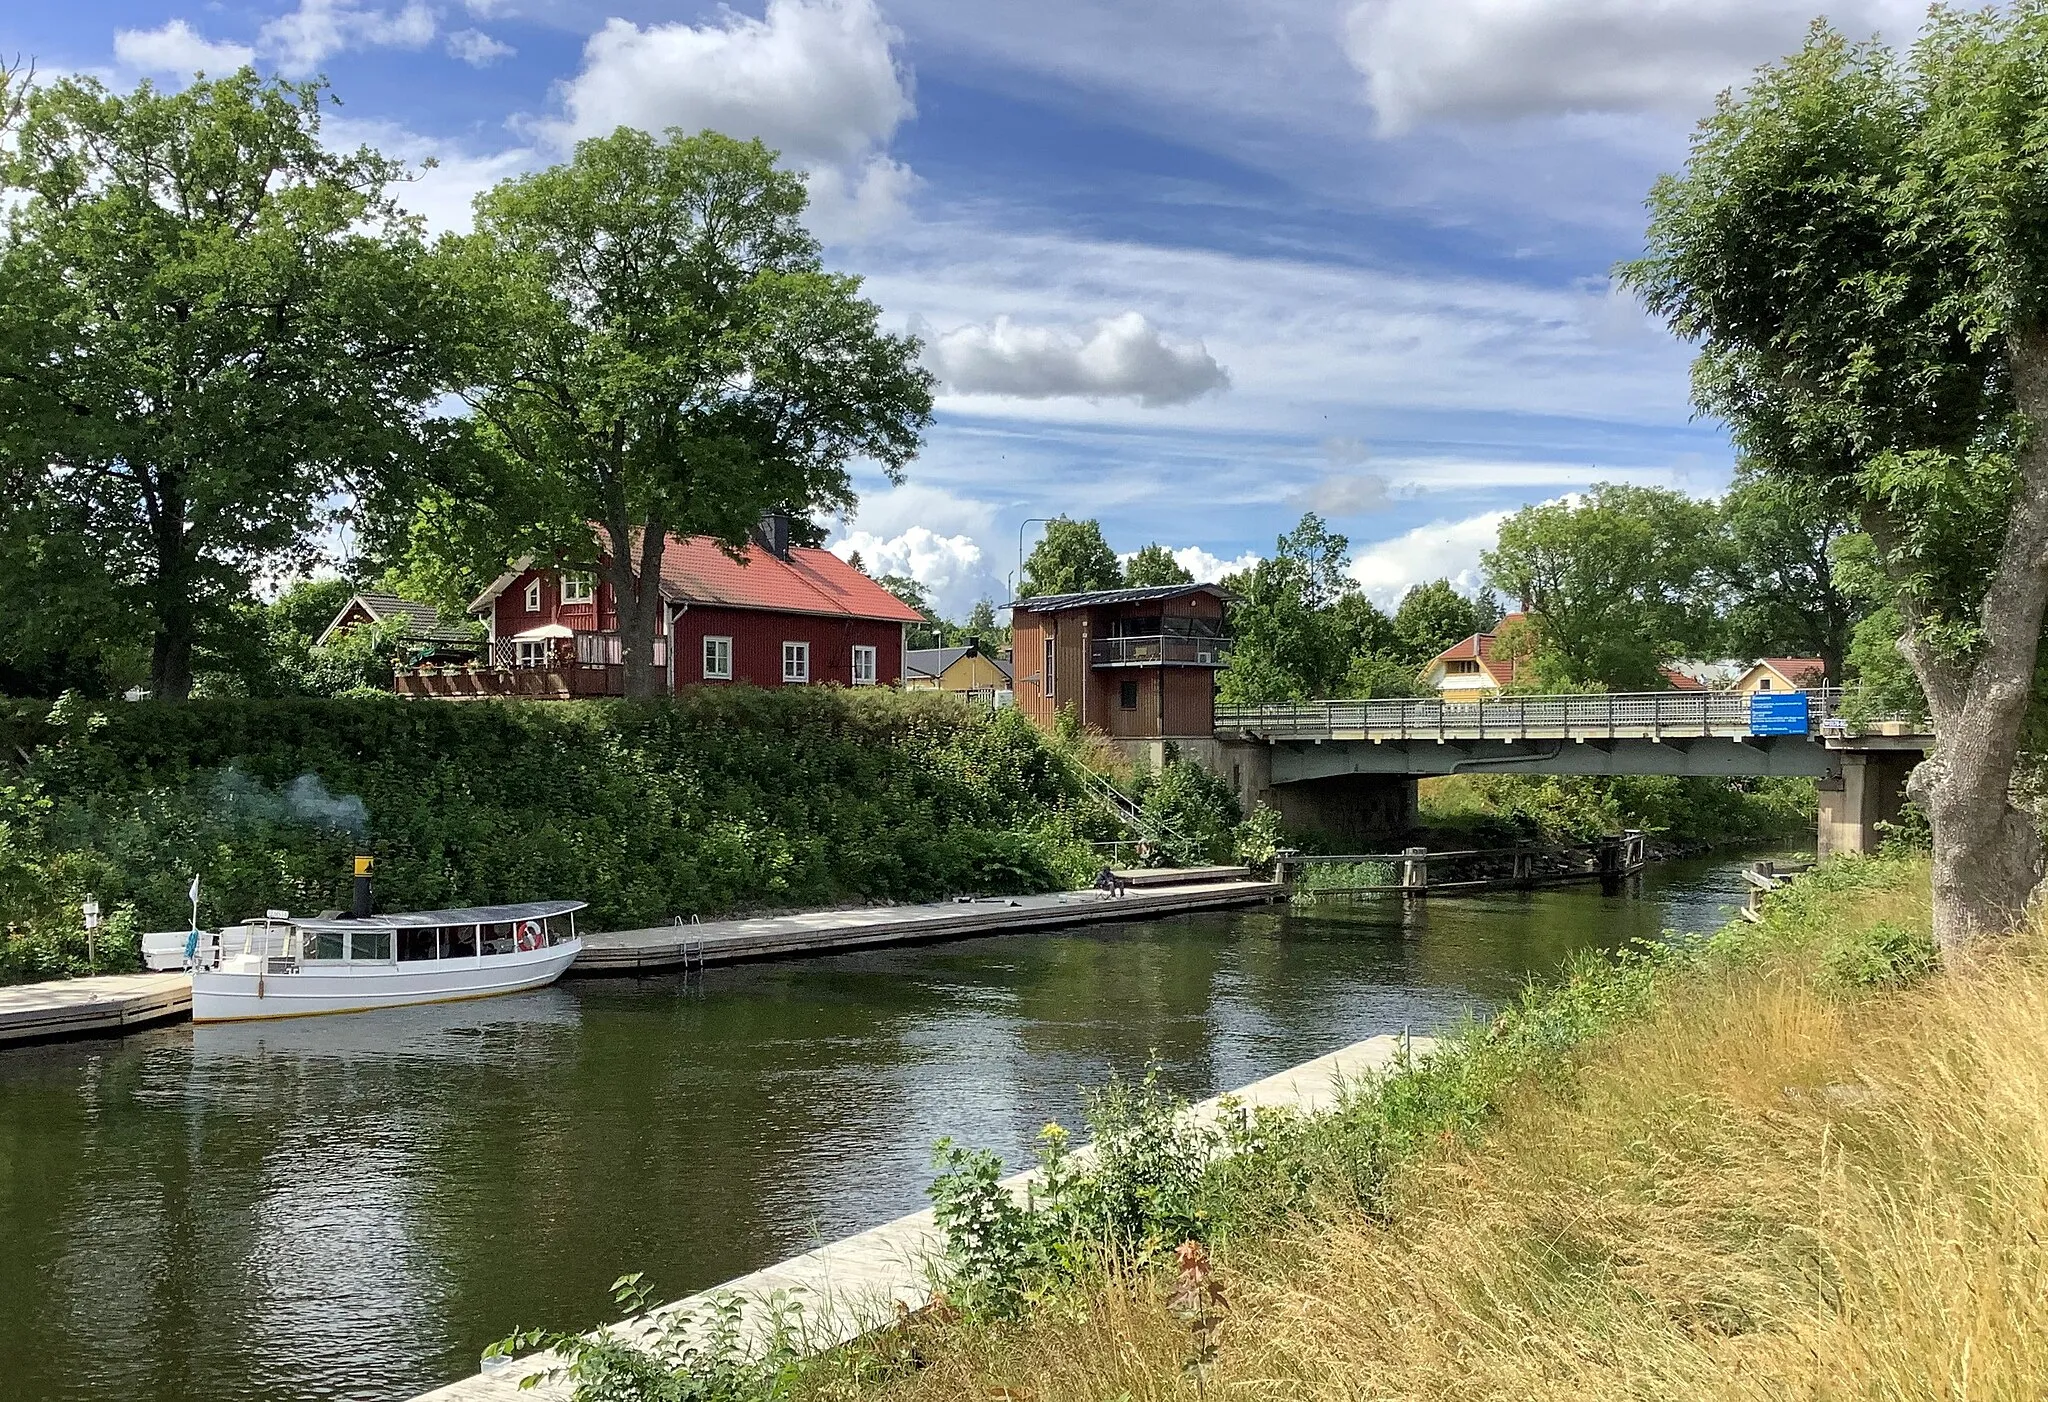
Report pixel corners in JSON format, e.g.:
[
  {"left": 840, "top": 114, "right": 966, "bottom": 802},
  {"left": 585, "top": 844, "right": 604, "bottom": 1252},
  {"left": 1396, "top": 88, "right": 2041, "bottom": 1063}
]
[
  {"left": 1090, "top": 635, "right": 1234, "bottom": 668},
  {"left": 394, "top": 631, "right": 665, "bottom": 700}
]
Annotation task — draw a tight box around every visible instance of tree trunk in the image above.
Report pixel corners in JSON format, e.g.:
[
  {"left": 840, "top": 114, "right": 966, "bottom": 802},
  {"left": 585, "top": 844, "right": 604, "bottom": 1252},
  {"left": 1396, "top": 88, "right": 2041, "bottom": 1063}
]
[
  {"left": 603, "top": 515, "right": 668, "bottom": 700},
  {"left": 149, "top": 476, "right": 195, "bottom": 701},
  {"left": 1902, "top": 324, "right": 2048, "bottom": 952}
]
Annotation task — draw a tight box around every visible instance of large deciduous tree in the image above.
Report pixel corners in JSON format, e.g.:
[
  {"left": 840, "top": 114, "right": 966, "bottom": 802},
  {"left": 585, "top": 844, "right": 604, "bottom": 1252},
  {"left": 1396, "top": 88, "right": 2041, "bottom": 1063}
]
[
  {"left": 1122, "top": 542, "right": 1194, "bottom": 587},
  {"left": 1621, "top": 10, "right": 2048, "bottom": 950},
  {"left": 1482, "top": 484, "right": 1727, "bottom": 691},
  {"left": 1020, "top": 517, "right": 1122, "bottom": 598},
  {"left": 1719, "top": 470, "right": 1860, "bottom": 679},
  {"left": 0, "top": 73, "right": 450, "bottom": 699},
  {"left": 447, "top": 128, "right": 932, "bottom": 698}
]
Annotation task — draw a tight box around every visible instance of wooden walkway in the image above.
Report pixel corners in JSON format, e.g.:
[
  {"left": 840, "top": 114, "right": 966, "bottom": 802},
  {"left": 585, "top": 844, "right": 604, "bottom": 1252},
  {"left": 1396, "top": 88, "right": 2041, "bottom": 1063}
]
[
  {"left": 0, "top": 971, "right": 191, "bottom": 1046},
  {"left": 573, "top": 870, "right": 1281, "bottom": 973},
  {"left": 413, "top": 1031, "right": 1436, "bottom": 1402}
]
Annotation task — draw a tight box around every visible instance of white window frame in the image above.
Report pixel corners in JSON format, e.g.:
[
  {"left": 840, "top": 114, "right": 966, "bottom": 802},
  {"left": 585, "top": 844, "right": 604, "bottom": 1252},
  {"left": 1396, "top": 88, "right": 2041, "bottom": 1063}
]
[
  {"left": 560, "top": 573, "right": 594, "bottom": 605},
  {"left": 702, "top": 635, "right": 733, "bottom": 681},
  {"left": 516, "top": 639, "right": 549, "bottom": 669},
  {"left": 851, "top": 644, "right": 877, "bottom": 687},
  {"left": 782, "top": 641, "right": 810, "bottom": 684},
  {"left": 523, "top": 579, "right": 541, "bottom": 613}
]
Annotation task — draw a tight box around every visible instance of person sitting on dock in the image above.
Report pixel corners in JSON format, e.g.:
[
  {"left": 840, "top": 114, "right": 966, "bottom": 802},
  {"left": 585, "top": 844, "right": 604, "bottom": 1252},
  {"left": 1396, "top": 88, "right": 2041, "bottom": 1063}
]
[{"left": 1093, "top": 867, "right": 1129, "bottom": 896}]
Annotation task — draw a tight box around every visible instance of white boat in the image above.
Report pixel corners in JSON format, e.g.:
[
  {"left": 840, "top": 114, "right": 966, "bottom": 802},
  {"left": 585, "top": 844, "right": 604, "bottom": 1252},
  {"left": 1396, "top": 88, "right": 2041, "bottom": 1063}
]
[{"left": 186, "top": 901, "right": 585, "bottom": 1023}]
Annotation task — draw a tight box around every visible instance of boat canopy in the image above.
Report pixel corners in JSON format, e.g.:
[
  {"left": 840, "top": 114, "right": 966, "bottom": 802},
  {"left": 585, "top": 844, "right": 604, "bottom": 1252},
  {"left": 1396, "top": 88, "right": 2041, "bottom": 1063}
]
[{"left": 283, "top": 900, "right": 586, "bottom": 933}]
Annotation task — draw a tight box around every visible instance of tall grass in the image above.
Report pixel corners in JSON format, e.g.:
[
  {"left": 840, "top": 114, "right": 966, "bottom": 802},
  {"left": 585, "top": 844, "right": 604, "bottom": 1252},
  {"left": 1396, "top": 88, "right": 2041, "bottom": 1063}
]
[
  {"left": 1288, "top": 859, "right": 1399, "bottom": 903},
  {"left": 820, "top": 855, "right": 2048, "bottom": 1402}
]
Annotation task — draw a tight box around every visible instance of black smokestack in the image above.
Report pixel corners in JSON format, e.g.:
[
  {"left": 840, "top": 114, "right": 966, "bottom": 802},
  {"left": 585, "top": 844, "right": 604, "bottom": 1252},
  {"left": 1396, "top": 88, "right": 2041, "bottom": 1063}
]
[{"left": 352, "top": 853, "right": 374, "bottom": 919}]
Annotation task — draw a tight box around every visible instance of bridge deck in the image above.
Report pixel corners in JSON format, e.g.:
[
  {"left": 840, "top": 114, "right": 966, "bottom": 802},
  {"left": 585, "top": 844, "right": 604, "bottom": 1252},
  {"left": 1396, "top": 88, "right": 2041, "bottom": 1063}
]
[{"left": 1218, "top": 689, "right": 1860, "bottom": 744}]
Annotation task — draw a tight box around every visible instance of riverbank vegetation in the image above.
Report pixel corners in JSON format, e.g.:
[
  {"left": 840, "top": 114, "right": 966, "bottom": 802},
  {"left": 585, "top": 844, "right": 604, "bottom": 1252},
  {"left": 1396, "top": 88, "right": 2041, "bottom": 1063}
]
[
  {"left": 0, "top": 690, "right": 1123, "bottom": 982},
  {"left": 1416, "top": 772, "right": 1816, "bottom": 850},
  {"left": 500, "top": 851, "right": 2048, "bottom": 1402}
]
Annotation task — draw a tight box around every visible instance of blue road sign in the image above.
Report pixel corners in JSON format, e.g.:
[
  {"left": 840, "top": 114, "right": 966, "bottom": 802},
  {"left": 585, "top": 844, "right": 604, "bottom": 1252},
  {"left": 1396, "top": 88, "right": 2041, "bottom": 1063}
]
[{"left": 1748, "top": 690, "right": 1811, "bottom": 736}]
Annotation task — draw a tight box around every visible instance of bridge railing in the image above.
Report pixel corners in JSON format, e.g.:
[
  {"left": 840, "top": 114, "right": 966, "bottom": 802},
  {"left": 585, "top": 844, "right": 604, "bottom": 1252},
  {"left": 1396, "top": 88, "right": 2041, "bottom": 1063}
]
[{"left": 1217, "top": 687, "right": 1849, "bottom": 743}]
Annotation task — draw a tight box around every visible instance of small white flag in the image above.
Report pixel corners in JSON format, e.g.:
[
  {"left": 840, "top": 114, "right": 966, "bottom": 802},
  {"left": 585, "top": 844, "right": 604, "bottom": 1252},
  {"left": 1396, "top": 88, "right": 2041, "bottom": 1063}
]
[{"left": 188, "top": 874, "right": 200, "bottom": 904}]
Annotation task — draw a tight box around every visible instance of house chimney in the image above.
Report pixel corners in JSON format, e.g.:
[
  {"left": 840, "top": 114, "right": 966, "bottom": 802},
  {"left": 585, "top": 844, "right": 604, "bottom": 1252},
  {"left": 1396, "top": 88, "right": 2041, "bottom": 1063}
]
[
  {"left": 755, "top": 511, "right": 791, "bottom": 559},
  {"left": 965, "top": 634, "right": 980, "bottom": 656},
  {"left": 351, "top": 853, "right": 374, "bottom": 919}
]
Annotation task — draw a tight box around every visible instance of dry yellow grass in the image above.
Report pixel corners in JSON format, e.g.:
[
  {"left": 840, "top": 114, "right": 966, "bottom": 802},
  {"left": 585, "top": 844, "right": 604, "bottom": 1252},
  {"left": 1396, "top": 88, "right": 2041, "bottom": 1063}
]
[{"left": 845, "top": 861, "right": 2048, "bottom": 1401}]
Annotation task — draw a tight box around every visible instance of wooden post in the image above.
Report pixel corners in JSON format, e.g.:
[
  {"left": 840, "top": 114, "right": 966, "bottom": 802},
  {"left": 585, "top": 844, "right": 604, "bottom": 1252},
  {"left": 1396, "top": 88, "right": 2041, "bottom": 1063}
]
[{"left": 1402, "top": 846, "right": 1429, "bottom": 897}]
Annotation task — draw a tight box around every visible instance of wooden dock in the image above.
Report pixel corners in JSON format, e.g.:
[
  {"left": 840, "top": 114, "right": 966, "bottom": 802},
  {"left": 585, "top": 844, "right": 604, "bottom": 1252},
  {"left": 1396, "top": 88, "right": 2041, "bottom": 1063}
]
[
  {"left": 572, "top": 868, "right": 1282, "bottom": 974},
  {"left": 0, "top": 971, "right": 191, "bottom": 1046},
  {"left": 411, "top": 1030, "right": 1436, "bottom": 1402}
]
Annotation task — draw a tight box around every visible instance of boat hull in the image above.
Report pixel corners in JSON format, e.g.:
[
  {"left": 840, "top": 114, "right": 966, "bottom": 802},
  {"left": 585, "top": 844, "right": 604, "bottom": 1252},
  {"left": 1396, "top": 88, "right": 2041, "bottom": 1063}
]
[{"left": 190, "top": 940, "right": 582, "bottom": 1022}]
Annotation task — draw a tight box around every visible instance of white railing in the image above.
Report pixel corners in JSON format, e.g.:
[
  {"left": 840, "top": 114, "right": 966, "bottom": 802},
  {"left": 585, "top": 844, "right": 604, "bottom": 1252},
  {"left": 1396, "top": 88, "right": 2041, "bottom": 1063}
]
[{"left": 1216, "top": 688, "right": 1851, "bottom": 742}]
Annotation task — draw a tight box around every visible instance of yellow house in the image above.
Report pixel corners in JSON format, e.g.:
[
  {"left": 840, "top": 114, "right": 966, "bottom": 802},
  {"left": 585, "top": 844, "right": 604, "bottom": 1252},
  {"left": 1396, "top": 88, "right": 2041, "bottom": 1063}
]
[
  {"left": 904, "top": 644, "right": 1013, "bottom": 699},
  {"left": 1730, "top": 658, "right": 1827, "bottom": 694}
]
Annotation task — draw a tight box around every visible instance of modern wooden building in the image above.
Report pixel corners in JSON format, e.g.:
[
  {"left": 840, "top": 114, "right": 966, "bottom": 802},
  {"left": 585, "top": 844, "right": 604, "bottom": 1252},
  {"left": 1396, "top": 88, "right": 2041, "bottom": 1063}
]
[
  {"left": 396, "top": 518, "right": 924, "bottom": 700},
  {"left": 1008, "top": 583, "right": 1233, "bottom": 739}
]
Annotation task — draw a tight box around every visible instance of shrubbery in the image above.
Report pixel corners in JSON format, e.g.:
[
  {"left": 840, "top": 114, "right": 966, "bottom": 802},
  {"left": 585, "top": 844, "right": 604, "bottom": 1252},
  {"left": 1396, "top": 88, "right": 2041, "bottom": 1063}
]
[
  {"left": 1416, "top": 771, "right": 1816, "bottom": 848},
  {"left": 0, "top": 689, "right": 1118, "bottom": 982}
]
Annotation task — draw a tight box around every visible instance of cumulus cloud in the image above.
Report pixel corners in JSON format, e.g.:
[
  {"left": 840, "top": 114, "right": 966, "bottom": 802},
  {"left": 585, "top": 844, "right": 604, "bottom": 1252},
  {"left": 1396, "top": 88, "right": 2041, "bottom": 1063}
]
[
  {"left": 535, "top": 0, "right": 915, "bottom": 232},
  {"left": 114, "top": 19, "right": 255, "bottom": 74},
  {"left": 446, "top": 29, "right": 514, "bottom": 66},
  {"left": 1345, "top": 0, "right": 1917, "bottom": 132},
  {"left": 927, "top": 312, "right": 1230, "bottom": 407},
  {"left": 1347, "top": 510, "right": 1510, "bottom": 608},
  {"left": 323, "top": 118, "right": 536, "bottom": 235},
  {"left": 832, "top": 528, "right": 999, "bottom": 621},
  {"left": 1169, "top": 545, "right": 1262, "bottom": 583},
  {"left": 260, "top": 0, "right": 437, "bottom": 76}
]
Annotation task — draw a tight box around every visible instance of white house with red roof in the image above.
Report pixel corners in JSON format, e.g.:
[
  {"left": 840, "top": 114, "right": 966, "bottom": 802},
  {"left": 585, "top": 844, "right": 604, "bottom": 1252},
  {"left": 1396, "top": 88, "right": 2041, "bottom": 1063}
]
[{"left": 394, "top": 515, "right": 925, "bottom": 701}]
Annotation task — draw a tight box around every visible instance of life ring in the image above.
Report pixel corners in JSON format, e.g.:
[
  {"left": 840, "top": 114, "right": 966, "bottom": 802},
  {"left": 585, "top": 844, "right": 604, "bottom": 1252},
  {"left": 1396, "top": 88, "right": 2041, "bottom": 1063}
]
[{"left": 515, "top": 920, "right": 543, "bottom": 952}]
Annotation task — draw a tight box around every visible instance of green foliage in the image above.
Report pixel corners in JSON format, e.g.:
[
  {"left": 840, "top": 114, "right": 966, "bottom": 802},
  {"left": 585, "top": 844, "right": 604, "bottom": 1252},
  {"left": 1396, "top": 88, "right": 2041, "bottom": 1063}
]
[
  {"left": 489, "top": 1272, "right": 811, "bottom": 1402},
  {"left": 0, "top": 691, "right": 1115, "bottom": 982},
  {"left": 1720, "top": 471, "right": 1859, "bottom": 677},
  {"left": 1821, "top": 918, "right": 1940, "bottom": 989},
  {"left": 1339, "top": 651, "right": 1432, "bottom": 699},
  {"left": 1230, "top": 803, "right": 1285, "bottom": 876},
  {"left": 0, "top": 71, "right": 452, "bottom": 699},
  {"left": 1483, "top": 484, "right": 1728, "bottom": 690},
  {"left": 1123, "top": 543, "right": 1194, "bottom": 587},
  {"left": 1392, "top": 580, "right": 1483, "bottom": 666},
  {"left": 1021, "top": 518, "right": 1122, "bottom": 598},
  {"left": 1419, "top": 772, "right": 1816, "bottom": 848},
  {"left": 1289, "top": 860, "right": 1399, "bottom": 904},
  {"left": 1218, "top": 513, "right": 1362, "bottom": 702},
  {"left": 1128, "top": 752, "right": 1242, "bottom": 867}
]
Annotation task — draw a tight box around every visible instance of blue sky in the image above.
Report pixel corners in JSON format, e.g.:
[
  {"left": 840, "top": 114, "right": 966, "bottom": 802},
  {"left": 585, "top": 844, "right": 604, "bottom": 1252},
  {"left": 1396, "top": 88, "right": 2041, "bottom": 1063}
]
[{"left": 11, "top": 0, "right": 1928, "bottom": 617}]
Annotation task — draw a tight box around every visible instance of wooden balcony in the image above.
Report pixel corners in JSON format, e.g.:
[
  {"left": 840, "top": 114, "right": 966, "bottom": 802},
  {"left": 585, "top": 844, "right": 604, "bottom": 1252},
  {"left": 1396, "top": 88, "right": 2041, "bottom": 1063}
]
[
  {"left": 394, "top": 631, "right": 664, "bottom": 701},
  {"left": 1090, "top": 634, "right": 1234, "bottom": 668}
]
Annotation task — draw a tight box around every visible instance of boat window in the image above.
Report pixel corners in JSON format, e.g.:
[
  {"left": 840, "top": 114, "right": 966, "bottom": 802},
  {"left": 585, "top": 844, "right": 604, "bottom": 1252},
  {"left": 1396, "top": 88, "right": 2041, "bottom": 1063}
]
[
  {"left": 543, "top": 915, "right": 569, "bottom": 945},
  {"left": 481, "top": 922, "right": 517, "bottom": 956},
  {"left": 348, "top": 930, "right": 392, "bottom": 962},
  {"left": 398, "top": 928, "right": 439, "bottom": 962},
  {"left": 307, "top": 931, "right": 345, "bottom": 961},
  {"left": 444, "top": 925, "right": 479, "bottom": 958}
]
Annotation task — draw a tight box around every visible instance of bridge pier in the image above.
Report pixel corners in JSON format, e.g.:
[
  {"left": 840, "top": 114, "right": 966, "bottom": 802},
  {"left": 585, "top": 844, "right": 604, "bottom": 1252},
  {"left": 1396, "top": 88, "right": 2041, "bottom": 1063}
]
[{"left": 1817, "top": 748, "right": 1920, "bottom": 856}]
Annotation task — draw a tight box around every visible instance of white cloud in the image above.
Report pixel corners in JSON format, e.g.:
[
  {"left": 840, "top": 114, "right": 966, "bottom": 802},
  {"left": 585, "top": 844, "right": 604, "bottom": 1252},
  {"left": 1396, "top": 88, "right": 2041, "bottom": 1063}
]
[
  {"left": 926, "top": 312, "right": 1230, "bottom": 407},
  {"left": 803, "top": 156, "right": 919, "bottom": 243},
  {"left": 113, "top": 19, "right": 255, "bottom": 74},
  {"left": 324, "top": 118, "right": 536, "bottom": 235},
  {"left": 1169, "top": 545, "right": 1262, "bottom": 583},
  {"left": 1289, "top": 472, "right": 1391, "bottom": 515},
  {"left": 446, "top": 29, "right": 514, "bottom": 66},
  {"left": 260, "top": 0, "right": 437, "bottom": 78},
  {"left": 832, "top": 528, "right": 999, "bottom": 620},
  {"left": 536, "top": 0, "right": 915, "bottom": 233},
  {"left": 1347, "top": 510, "right": 1511, "bottom": 608},
  {"left": 1345, "top": 0, "right": 1918, "bottom": 132}
]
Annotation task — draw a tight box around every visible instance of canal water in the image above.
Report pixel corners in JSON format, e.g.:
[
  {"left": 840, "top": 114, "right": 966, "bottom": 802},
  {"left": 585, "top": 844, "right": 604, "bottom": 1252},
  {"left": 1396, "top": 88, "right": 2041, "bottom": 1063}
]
[{"left": 0, "top": 850, "right": 1791, "bottom": 1402}]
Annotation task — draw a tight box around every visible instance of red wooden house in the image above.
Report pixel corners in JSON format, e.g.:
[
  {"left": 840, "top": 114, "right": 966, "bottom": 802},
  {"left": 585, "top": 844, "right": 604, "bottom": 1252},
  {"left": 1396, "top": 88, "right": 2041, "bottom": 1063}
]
[{"left": 394, "top": 517, "right": 924, "bottom": 700}]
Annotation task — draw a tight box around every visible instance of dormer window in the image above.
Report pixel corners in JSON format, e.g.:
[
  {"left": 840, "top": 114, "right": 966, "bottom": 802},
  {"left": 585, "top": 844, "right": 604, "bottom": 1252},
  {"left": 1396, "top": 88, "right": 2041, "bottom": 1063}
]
[
  {"left": 524, "top": 579, "right": 541, "bottom": 612},
  {"left": 1446, "top": 659, "right": 1480, "bottom": 675},
  {"left": 561, "top": 573, "right": 594, "bottom": 605}
]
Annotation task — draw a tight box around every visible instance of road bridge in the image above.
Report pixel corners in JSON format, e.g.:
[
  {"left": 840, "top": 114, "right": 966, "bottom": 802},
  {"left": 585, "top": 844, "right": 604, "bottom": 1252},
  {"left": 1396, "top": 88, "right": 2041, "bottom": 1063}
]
[{"left": 1209, "top": 690, "right": 1930, "bottom": 857}]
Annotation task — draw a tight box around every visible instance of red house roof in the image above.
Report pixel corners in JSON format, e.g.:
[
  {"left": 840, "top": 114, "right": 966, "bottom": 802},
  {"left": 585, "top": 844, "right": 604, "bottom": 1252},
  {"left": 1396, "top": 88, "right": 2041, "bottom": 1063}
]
[
  {"left": 656, "top": 536, "right": 926, "bottom": 622},
  {"left": 1429, "top": 612, "right": 1529, "bottom": 686},
  {"left": 471, "top": 533, "right": 926, "bottom": 625}
]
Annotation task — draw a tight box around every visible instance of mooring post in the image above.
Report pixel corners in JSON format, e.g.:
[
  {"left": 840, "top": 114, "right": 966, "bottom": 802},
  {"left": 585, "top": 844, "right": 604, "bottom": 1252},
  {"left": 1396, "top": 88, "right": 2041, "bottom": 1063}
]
[{"left": 1401, "top": 846, "right": 1429, "bottom": 896}]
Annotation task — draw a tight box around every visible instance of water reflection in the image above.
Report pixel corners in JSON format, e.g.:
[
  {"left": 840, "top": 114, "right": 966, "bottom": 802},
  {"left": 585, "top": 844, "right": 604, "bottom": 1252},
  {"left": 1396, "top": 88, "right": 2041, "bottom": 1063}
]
[{"left": 0, "top": 850, "right": 1789, "bottom": 1402}]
